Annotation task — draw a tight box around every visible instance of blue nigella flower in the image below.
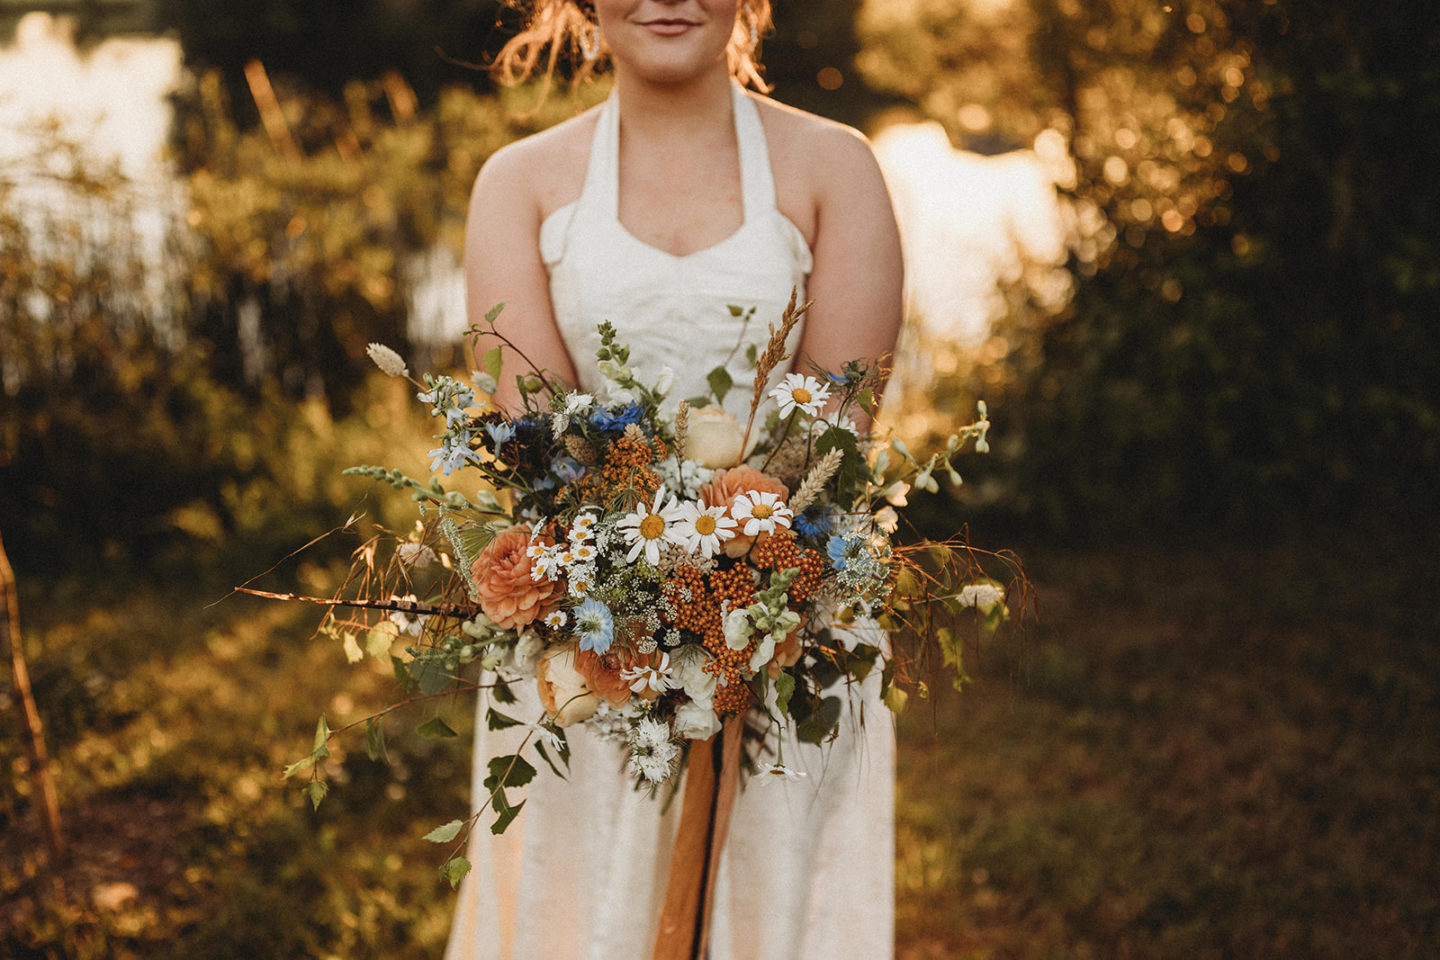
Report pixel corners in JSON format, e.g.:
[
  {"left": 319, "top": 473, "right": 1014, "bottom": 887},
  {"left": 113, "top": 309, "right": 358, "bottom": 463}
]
[
  {"left": 794, "top": 506, "right": 834, "bottom": 539},
  {"left": 826, "top": 535, "right": 850, "bottom": 571},
  {"left": 589, "top": 403, "right": 644, "bottom": 432},
  {"left": 574, "top": 598, "right": 615, "bottom": 654}
]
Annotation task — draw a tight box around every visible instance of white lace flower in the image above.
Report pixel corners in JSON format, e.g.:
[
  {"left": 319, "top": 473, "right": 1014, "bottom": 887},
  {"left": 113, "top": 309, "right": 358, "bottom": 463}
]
[
  {"left": 769, "top": 372, "right": 831, "bottom": 418},
  {"left": 671, "top": 500, "right": 738, "bottom": 559},
  {"left": 616, "top": 486, "right": 685, "bottom": 566},
  {"left": 366, "top": 343, "right": 408, "bottom": 377},
  {"left": 958, "top": 583, "right": 1005, "bottom": 611},
  {"left": 730, "top": 490, "right": 793, "bottom": 537}
]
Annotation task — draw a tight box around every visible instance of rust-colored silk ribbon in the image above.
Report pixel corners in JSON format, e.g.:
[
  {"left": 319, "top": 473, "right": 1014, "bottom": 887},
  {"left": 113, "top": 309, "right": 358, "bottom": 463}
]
[{"left": 651, "top": 714, "right": 745, "bottom": 960}]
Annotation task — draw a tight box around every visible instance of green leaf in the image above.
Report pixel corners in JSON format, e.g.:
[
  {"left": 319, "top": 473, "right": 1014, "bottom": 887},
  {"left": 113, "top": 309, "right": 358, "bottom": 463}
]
[
  {"left": 728, "top": 304, "right": 745, "bottom": 317},
  {"left": 485, "top": 754, "right": 537, "bottom": 790},
  {"left": 706, "top": 366, "right": 733, "bottom": 404},
  {"left": 534, "top": 740, "right": 569, "bottom": 780},
  {"left": 482, "top": 345, "right": 503, "bottom": 384},
  {"left": 491, "top": 679, "right": 518, "bottom": 705},
  {"left": 483, "top": 302, "right": 505, "bottom": 324},
  {"left": 312, "top": 716, "right": 331, "bottom": 759},
  {"left": 441, "top": 856, "right": 472, "bottom": 889},
  {"left": 883, "top": 683, "right": 909, "bottom": 714},
  {"left": 489, "top": 796, "right": 526, "bottom": 835},
  {"left": 487, "top": 708, "right": 523, "bottom": 731},
  {"left": 797, "top": 696, "right": 842, "bottom": 745},
  {"left": 365, "top": 717, "right": 389, "bottom": 764},
  {"left": 417, "top": 716, "right": 458, "bottom": 739},
  {"left": 423, "top": 819, "right": 465, "bottom": 843},
  {"left": 775, "top": 672, "right": 796, "bottom": 718},
  {"left": 306, "top": 779, "right": 329, "bottom": 810},
  {"left": 409, "top": 656, "right": 454, "bottom": 696},
  {"left": 684, "top": 395, "right": 712, "bottom": 409},
  {"left": 815, "top": 427, "right": 862, "bottom": 504},
  {"left": 391, "top": 655, "right": 412, "bottom": 690},
  {"left": 366, "top": 627, "right": 394, "bottom": 661},
  {"left": 341, "top": 632, "right": 363, "bottom": 664},
  {"left": 282, "top": 757, "right": 312, "bottom": 779}
]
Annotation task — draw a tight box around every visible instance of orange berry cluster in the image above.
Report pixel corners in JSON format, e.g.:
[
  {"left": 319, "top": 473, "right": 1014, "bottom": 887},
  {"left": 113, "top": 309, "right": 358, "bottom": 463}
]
[
  {"left": 751, "top": 534, "right": 824, "bottom": 602},
  {"left": 574, "top": 433, "right": 663, "bottom": 508},
  {"left": 660, "top": 563, "right": 759, "bottom": 716}
]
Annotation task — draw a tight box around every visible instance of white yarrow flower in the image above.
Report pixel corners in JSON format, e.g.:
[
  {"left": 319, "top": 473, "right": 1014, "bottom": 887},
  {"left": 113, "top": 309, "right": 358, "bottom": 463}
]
[
  {"left": 366, "top": 343, "right": 408, "bottom": 377},
  {"left": 769, "top": 372, "right": 831, "bottom": 418}
]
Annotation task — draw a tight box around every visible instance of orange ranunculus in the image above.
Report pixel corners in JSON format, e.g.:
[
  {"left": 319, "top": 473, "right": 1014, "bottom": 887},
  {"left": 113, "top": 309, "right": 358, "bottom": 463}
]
[
  {"left": 574, "top": 646, "right": 655, "bottom": 707},
  {"left": 470, "top": 528, "right": 564, "bottom": 631},
  {"left": 698, "top": 465, "right": 790, "bottom": 558}
]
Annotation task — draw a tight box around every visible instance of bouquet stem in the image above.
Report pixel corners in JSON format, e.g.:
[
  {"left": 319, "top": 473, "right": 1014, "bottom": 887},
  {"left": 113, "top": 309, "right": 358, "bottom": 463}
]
[{"left": 652, "top": 714, "right": 744, "bottom": 960}]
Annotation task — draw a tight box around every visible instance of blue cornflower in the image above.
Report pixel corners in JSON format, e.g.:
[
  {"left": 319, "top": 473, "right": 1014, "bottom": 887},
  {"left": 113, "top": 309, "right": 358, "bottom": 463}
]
[
  {"left": 574, "top": 598, "right": 615, "bottom": 654},
  {"left": 589, "top": 403, "right": 644, "bottom": 432},
  {"left": 826, "top": 535, "right": 850, "bottom": 571}
]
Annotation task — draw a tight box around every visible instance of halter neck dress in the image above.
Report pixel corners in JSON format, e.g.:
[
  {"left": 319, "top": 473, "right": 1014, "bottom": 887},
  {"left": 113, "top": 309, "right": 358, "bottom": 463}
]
[{"left": 445, "top": 82, "right": 895, "bottom": 960}]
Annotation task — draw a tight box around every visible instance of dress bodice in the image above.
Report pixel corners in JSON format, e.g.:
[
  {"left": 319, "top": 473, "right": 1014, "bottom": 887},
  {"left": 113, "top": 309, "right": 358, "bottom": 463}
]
[{"left": 541, "top": 81, "right": 813, "bottom": 419}]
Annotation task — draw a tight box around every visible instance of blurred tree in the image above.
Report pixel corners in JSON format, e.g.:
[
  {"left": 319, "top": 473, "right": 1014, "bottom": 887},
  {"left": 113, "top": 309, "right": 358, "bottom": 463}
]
[{"left": 858, "top": 0, "right": 1440, "bottom": 534}]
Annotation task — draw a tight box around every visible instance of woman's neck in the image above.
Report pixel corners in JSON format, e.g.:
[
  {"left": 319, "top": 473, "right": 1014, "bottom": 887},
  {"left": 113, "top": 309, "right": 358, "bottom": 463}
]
[{"left": 612, "top": 66, "right": 735, "bottom": 140}]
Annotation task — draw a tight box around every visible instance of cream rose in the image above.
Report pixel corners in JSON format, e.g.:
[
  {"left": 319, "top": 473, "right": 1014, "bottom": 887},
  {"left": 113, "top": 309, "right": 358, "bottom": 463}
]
[
  {"left": 536, "top": 646, "right": 601, "bottom": 727},
  {"left": 673, "top": 699, "right": 722, "bottom": 741},
  {"left": 684, "top": 405, "right": 746, "bottom": 469}
]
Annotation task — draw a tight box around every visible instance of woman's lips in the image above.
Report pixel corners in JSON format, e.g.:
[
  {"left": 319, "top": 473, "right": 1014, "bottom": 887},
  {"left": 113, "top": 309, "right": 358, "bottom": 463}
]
[{"left": 640, "top": 19, "right": 698, "bottom": 36}]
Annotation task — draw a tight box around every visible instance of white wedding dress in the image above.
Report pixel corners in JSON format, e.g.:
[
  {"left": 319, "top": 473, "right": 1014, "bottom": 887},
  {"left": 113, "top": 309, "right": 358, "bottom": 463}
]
[{"left": 444, "top": 82, "right": 895, "bottom": 960}]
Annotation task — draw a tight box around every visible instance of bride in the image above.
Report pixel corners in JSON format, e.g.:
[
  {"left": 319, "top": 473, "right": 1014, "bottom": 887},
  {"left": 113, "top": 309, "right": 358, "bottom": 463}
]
[{"left": 445, "top": 2, "right": 903, "bottom": 957}]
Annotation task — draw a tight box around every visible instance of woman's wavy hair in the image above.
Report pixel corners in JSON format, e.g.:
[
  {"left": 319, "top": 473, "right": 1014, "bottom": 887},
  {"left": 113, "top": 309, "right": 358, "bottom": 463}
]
[{"left": 493, "top": 0, "right": 773, "bottom": 92}]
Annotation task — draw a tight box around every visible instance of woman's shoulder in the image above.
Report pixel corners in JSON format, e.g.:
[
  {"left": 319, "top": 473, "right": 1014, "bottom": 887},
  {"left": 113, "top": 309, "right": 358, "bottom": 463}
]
[
  {"left": 749, "top": 93, "right": 883, "bottom": 180},
  {"left": 746, "top": 92, "right": 890, "bottom": 245},
  {"left": 472, "top": 105, "right": 603, "bottom": 221}
]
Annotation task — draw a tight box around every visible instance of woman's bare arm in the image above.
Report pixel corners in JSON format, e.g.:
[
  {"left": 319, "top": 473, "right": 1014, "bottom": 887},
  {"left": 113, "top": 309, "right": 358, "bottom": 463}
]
[
  {"left": 792, "top": 126, "right": 904, "bottom": 429},
  {"left": 465, "top": 140, "right": 579, "bottom": 412}
]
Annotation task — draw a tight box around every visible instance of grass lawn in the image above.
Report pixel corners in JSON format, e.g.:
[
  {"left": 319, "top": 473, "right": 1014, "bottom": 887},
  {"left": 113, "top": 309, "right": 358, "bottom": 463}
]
[{"left": 3, "top": 535, "right": 1436, "bottom": 958}]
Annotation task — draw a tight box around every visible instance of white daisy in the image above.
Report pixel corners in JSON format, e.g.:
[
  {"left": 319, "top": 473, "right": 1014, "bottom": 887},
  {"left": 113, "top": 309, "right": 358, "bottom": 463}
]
[
  {"left": 671, "top": 501, "right": 738, "bottom": 558},
  {"left": 620, "top": 651, "right": 674, "bottom": 695},
  {"left": 769, "top": 372, "right": 831, "bottom": 418},
  {"left": 568, "top": 572, "right": 595, "bottom": 599},
  {"left": 755, "top": 762, "right": 806, "bottom": 785},
  {"left": 730, "top": 491, "right": 794, "bottom": 537},
  {"left": 616, "top": 486, "right": 685, "bottom": 566},
  {"left": 570, "top": 543, "right": 597, "bottom": 563},
  {"left": 544, "top": 610, "right": 568, "bottom": 629}
]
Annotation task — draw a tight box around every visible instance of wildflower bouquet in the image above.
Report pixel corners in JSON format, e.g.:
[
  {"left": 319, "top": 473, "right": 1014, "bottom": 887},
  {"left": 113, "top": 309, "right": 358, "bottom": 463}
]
[{"left": 264, "top": 293, "right": 1016, "bottom": 888}]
